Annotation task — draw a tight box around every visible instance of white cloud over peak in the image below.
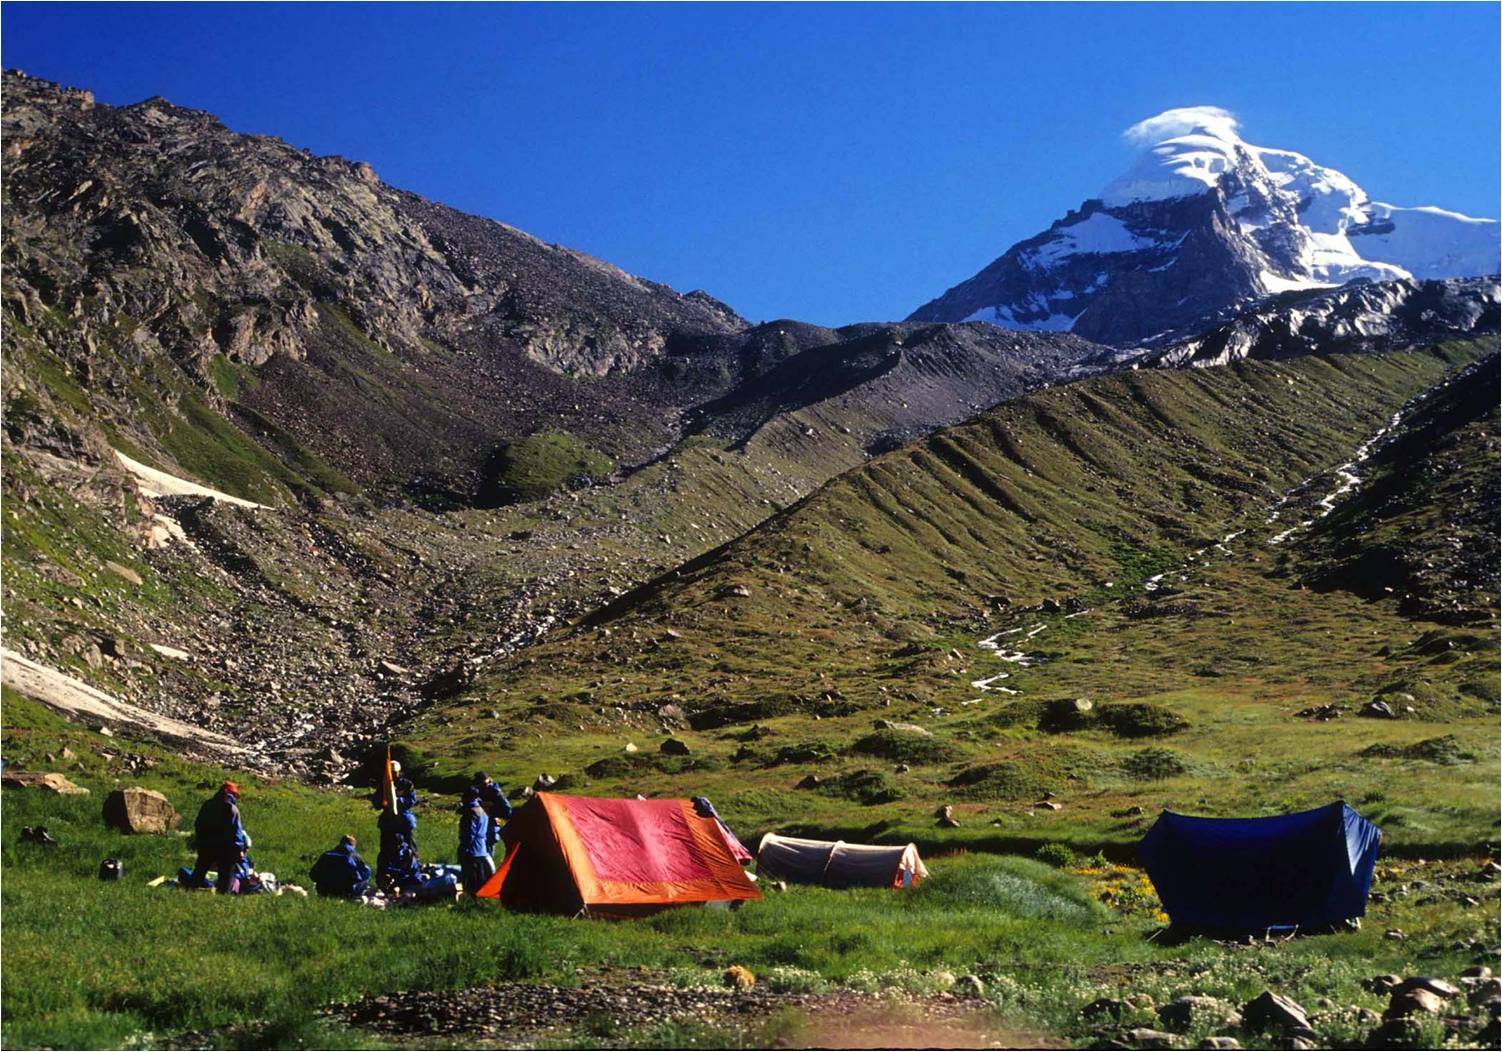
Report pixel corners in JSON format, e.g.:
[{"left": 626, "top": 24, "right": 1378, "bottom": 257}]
[{"left": 1123, "top": 106, "right": 1241, "bottom": 147}]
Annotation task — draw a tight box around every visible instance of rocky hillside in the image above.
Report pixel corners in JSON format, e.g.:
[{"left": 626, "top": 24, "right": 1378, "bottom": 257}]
[
  {"left": 4, "top": 70, "right": 1118, "bottom": 511},
  {"left": 1296, "top": 353, "right": 1499, "bottom": 624},
  {"left": 404, "top": 341, "right": 1497, "bottom": 854},
  {"left": 2, "top": 71, "right": 1119, "bottom": 775},
  {"left": 910, "top": 106, "right": 1498, "bottom": 343},
  {"left": 687, "top": 321, "right": 1100, "bottom": 452},
  {"left": 1, "top": 72, "right": 755, "bottom": 497},
  {"left": 1142, "top": 276, "right": 1500, "bottom": 368}
]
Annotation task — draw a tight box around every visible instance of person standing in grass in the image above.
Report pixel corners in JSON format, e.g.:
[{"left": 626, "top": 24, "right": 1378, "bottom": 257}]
[
  {"left": 472, "top": 770, "right": 512, "bottom": 855},
  {"left": 187, "top": 781, "right": 249, "bottom": 893},
  {"left": 457, "top": 787, "right": 495, "bottom": 894},
  {"left": 376, "top": 782, "right": 422, "bottom": 894}
]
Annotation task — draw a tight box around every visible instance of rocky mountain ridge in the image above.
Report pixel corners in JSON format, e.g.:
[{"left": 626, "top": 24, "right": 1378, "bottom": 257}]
[
  {"left": 3, "top": 70, "right": 1115, "bottom": 508},
  {"left": 1141, "top": 276, "right": 1500, "bottom": 369}
]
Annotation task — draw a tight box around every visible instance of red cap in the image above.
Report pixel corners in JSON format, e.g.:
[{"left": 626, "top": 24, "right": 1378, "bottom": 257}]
[{"left": 221, "top": 781, "right": 240, "bottom": 796}]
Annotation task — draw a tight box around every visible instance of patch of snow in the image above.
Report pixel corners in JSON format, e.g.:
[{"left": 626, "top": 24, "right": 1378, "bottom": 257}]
[
  {"left": 1353, "top": 202, "right": 1501, "bottom": 280},
  {"left": 1257, "top": 269, "right": 1328, "bottom": 295},
  {"left": 1031, "top": 212, "right": 1158, "bottom": 263},
  {"left": 115, "top": 449, "right": 265, "bottom": 509}
]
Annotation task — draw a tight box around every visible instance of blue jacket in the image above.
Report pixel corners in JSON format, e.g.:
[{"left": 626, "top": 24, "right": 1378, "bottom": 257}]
[
  {"left": 377, "top": 807, "right": 421, "bottom": 888},
  {"left": 458, "top": 792, "right": 490, "bottom": 860},
  {"left": 477, "top": 782, "right": 511, "bottom": 848},
  {"left": 310, "top": 842, "right": 372, "bottom": 898},
  {"left": 193, "top": 791, "right": 247, "bottom": 852}
]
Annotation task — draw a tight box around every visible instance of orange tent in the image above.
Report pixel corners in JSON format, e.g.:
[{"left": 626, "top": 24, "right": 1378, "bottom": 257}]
[{"left": 475, "top": 792, "right": 761, "bottom": 917}]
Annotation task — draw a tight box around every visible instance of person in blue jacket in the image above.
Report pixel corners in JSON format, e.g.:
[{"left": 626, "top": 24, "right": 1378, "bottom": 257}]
[
  {"left": 310, "top": 835, "right": 372, "bottom": 898},
  {"left": 376, "top": 786, "right": 422, "bottom": 894},
  {"left": 472, "top": 771, "right": 512, "bottom": 857},
  {"left": 457, "top": 788, "right": 495, "bottom": 895},
  {"left": 187, "top": 781, "right": 249, "bottom": 893}
]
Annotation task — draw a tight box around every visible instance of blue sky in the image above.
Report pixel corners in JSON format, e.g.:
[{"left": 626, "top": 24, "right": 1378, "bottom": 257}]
[{"left": 4, "top": 3, "right": 1498, "bottom": 325}]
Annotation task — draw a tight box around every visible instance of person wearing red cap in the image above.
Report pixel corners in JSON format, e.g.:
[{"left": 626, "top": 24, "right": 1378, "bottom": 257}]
[{"left": 186, "top": 781, "right": 250, "bottom": 893}]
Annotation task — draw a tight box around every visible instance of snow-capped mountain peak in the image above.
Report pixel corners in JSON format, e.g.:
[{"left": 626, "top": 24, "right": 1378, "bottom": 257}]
[
  {"left": 1101, "top": 106, "right": 1250, "bottom": 206},
  {"left": 910, "top": 107, "right": 1499, "bottom": 343}
]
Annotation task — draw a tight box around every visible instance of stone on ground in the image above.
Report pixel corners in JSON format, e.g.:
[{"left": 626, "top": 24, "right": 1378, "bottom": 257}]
[
  {"left": 103, "top": 786, "right": 181, "bottom": 834},
  {"left": 2, "top": 771, "right": 89, "bottom": 794}
]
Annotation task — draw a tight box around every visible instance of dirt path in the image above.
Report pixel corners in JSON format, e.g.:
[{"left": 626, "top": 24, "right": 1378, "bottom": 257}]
[
  {"left": 329, "top": 982, "right": 1057, "bottom": 1048},
  {"left": 1, "top": 648, "right": 247, "bottom": 755},
  {"left": 787, "top": 1002, "right": 1056, "bottom": 1049},
  {"left": 113, "top": 449, "right": 266, "bottom": 509}
]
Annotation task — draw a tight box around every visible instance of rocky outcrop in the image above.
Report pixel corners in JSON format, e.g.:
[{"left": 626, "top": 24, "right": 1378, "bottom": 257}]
[
  {"left": 2, "top": 771, "right": 89, "bottom": 794},
  {"left": 1144, "top": 277, "right": 1500, "bottom": 368},
  {"left": 1, "top": 70, "right": 748, "bottom": 495},
  {"left": 103, "top": 786, "right": 181, "bottom": 833}
]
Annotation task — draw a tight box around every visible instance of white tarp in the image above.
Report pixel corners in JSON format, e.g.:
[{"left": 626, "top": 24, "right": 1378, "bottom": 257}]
[{"left": 756, "top": 833, "right": 928, "bottom": 889}]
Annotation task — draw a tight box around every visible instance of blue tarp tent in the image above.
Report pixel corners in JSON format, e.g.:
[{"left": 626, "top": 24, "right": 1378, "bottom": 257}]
[{"left": 1139, "top": 802, "right": 1381, "bottom": 931}]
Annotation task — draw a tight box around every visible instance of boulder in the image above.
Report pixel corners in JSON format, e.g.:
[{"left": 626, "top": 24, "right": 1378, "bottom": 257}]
[
  {"left": 1359, "top": 700, "right": 1397, "bottom": 719},
  {"left": 1125, "top": 1028, "right": 1177, "bottom": 1049},
  {"left": 2, "top": 772, "right": 89, "bottom": 795},
  {"left": 103, "top": 787, "right": 181, "bottom": 834},
  {"left": 715, "top": 584, "right": 752, "bottom": 599},
  {"left": 1080, "top": 997, "right": 1129, "bottom": 1021},
  {"left": 936, "top": 804, "right": 960, "bottom": 828},
  {"left": 660, "top": 738, "right": 691, "bottom": 756},
  {"left": 1364, "top": 1018, "right": 1425, "bottom": 1048},
  {"left": 1466, "top": 978, "right": 1501, "bottom": 1008},
  {"left": 104, "top": 560, "right": 143, "bottom": 586},
  {"left": 723, "top": 965, "right": 755, "bottom": 990},
  {"left": 872, "top": 719, "right": 933, "bottom": 737},
  {"left": 1242, "top": 991, "right": 1310, "bottom": 1033},
  {"left": 1390, "top": 977, "right": 1459, "bottom": 1000},
  {"left": 1158, "top": 995, "right": 1240, "bottom": 1032},
  {"left": 1203, "top": 1039, "right": 1242, "bottom": 1051},
  {"left": 1383, "top": 988, "right": 1446, "bottom": 1019}
]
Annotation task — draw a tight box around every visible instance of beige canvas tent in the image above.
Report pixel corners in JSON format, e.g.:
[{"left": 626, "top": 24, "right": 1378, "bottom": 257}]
[{"left": 756, "top": 833, "right": 929, "bottom": 889}]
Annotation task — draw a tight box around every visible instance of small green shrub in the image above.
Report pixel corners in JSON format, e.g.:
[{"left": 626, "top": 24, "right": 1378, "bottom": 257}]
[
  {"left": 851, "top": 729, "right": 959, "bottom": 765},
  {"left": 816, "top": 768, "right": 904, "bottom": 805},
  {"left": 1121, "top": 747, "right": 1190, "bottom": 780},
  {"left": 946, "top": 761, "right": 1047, "bottom": 801},
  {"left": 485, "top": 431, "right": 613, "bottom": 502},
  {"left": 1035, "top": 843, "right": 1076, "bottom": 868},
  {"left": 1360, "top": 735, "right": 1476, "bottom": 765},
  {"left": 1039, "top": 701, "right": 1189, "bottom": 738}
]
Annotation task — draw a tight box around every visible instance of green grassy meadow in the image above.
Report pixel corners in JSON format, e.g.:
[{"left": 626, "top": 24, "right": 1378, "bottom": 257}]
[{"left": 3, "top": 686, "right": 1495, "bottom": 1049}]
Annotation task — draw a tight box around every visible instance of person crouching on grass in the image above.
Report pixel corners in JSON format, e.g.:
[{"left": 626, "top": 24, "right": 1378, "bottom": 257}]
[{"left": 311, "top": 835, "right": 372, "bottom": 899}]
